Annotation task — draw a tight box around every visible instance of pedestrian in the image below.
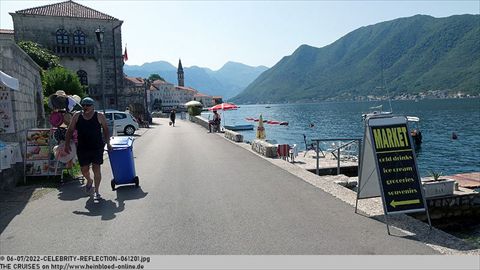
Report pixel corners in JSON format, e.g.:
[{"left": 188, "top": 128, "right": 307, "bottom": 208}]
[
  {"left": 170, "top": 108, "right": 176, "bottom": 127},
  {"left": 208, "top": 110, "right": 221, "bottom": 133},
  {"left": 64, "top": 97, "right": 112, "bottom": 200}
]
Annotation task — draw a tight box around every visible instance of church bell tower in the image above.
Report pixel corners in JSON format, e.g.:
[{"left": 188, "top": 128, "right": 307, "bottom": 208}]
[{"left": 177, "top": 59, "right": 184, "bottom": 87}]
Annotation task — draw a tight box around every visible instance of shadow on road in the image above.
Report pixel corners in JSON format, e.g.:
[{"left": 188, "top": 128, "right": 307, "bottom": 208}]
[
  {"left": 71, "top": 186, "right": 147, "bottom": 221},
  {"left": 73, "top": 197, "right": 121, "bottom": 221},
  {"left": 115, "top": 186, "right": 148, "bottom": 211},
  {"left": 0, "top": 186, "right": 37, "bottom": 234},
  {"left": 57, "top": 177, "right": 88, "bottom": 201}
]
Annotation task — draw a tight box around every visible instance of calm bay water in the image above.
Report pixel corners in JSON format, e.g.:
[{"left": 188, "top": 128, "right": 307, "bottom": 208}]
[{"left": 203, "top": 98, "right": 480, "bottom": 177}]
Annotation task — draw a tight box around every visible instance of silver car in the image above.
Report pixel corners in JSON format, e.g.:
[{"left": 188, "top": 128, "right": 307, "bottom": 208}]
[{"left": 102, "top": 110, "right": 139, "bottom": 136}]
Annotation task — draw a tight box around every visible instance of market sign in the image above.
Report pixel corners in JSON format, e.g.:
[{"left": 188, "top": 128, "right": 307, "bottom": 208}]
[{"left": 357, "top": 115, "right": 427, "bottom": 216}]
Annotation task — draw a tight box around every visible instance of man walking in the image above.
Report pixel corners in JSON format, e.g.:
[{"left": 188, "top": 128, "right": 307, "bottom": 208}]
[
  {"left": 169, "top": 109, "right": 176, "bottom": 127},
  {"left": 65, "top": 97, "right": 112, "bottom": 200}
]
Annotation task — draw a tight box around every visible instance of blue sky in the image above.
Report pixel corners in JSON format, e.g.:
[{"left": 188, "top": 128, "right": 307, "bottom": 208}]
[{"left": 1, "top": 0, "right": 478, "bottom": 70}]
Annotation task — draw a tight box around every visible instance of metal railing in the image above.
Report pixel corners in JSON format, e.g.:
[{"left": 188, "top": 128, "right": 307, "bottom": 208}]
[{"left": 310, "top": 138, "right": 362, "bottom": 175}]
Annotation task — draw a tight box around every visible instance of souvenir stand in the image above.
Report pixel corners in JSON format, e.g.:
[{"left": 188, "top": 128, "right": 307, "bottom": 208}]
[{"left": 24, "top": 91, "right": 81, "bottom": 183}]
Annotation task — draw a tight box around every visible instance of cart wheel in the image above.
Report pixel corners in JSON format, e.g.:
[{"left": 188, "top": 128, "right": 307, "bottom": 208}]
[
  {"left": 111, "top": 179, "right": 116, "bottom": 191},
  {"left": 134, "top": 176, "right": 139, "bottom": 187}
]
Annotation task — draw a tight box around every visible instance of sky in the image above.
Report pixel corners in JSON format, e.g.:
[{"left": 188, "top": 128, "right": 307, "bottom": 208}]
[{"left": 1, "top": 0, "right": 478, "bottom": 70}]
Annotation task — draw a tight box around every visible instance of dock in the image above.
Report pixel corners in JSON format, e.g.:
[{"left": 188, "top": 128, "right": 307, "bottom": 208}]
[
  {"left": 448, "top": 172, "right": 480, "bottom": 189},
  {"left": 292, "top": 150, "right": 359, "bottom": 176}
]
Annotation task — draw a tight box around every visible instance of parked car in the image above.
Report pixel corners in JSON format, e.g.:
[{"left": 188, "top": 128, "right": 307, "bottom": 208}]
[{"left": 102, "top": 110, "right": 139, "bottom": 136}]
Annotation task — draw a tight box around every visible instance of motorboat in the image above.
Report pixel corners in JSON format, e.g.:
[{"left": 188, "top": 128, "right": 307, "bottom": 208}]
[
  {"left": 407, "top": 116, "right": 422, "bottom": 146},
  {"left": 224, "top": 124, "right": 254, "bottom": 131}
]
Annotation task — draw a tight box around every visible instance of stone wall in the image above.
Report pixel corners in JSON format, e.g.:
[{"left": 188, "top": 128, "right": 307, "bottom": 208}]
[
  {"left": 0, "top": 37, "right": 44, "bottom": 189},
  {"left": 192, "top": 116, "right": 210, "bottom": 130},
  {"left": 251, "top": 139, "right": 277, "bottom": 158},
  {"left": 224, "top": 130, "right": 243, "bottom": 142},
  {"left": 11, "top": 14, "right": 125, "bottom": 110}
]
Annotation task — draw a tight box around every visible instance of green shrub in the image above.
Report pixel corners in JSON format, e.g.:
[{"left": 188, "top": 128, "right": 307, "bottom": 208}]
[{"left": 188, "top": 106, "right": 202, "bottom": 116}]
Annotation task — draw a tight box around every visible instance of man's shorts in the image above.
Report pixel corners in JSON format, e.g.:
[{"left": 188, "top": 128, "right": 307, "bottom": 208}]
[{"left": 77, "top": 147, "right": 104, "bottom": 166}]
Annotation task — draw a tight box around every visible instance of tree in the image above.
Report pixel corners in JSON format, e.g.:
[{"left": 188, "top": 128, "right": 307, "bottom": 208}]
[
  {"left": 148, "top": 73, "right": 165, "bottom": 82},
  {"left": 17, "top": 41, "right": 61, "bottom": 70},
  {"left": 42, "top": 67, "right": 86, "bottom": 98}
]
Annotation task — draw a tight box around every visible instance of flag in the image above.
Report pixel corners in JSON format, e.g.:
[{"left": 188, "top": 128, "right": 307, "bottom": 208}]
[{"left": 123, "top": 46, "right": 128, "bottom": 61}]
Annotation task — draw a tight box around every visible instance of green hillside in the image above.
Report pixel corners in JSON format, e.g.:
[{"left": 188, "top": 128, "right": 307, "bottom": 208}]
[{"left": 232, "top": 15, "right": 480, "bottom": 104}]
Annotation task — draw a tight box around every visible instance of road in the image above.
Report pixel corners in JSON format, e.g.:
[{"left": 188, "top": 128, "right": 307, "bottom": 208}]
[{"left": 0, "top": 118, "right": 439, "bottom": 254}]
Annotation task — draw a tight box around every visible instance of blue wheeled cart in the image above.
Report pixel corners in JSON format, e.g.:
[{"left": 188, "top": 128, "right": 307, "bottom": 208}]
[{"left": 107, "top": 136, "right": 139, "bottom": 190}]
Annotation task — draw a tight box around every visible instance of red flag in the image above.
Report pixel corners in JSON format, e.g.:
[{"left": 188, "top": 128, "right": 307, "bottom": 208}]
[{"left": 123, "top": 46, "right": 128, "bottom": 61}]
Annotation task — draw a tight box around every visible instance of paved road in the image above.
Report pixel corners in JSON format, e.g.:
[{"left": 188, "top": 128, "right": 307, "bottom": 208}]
[{"left": 0, "top": 118, "right": 439, "bottom": 254}]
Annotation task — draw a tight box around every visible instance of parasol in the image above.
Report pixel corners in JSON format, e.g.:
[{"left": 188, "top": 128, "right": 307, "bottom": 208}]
[
  {"left": 256, "top": 114, "right": 266, "bottom": 140},
  {"left": 185, "top": 100, "right": 203, "bottom": 107}
]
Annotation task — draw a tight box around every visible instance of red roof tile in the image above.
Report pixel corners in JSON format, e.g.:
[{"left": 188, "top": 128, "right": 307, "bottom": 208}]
[{"left": 15, "top": 0, "right": 118, "bottom": 21}]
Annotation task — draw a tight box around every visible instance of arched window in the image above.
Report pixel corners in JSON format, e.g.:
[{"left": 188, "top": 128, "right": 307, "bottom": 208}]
[
  {"left": 56, "top": 29, "right": 69, "bottom": 44},
  {"left": 73, "top": 30, "right": 85, "bottom": 45},
  {"left": 77, "top": 70, "right": 88, "bottom": 85}
]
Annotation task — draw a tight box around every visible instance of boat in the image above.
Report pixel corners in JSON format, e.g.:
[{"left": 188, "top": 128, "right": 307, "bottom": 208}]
[
  {"left": 362, "top": 106, "right": 423, "bottom": 148},
  {"left": 407, "top": 116, "right": 422, "bottom": 146},
  {"left": 224, "top": 124, "right": 254, "bottom": 131}
]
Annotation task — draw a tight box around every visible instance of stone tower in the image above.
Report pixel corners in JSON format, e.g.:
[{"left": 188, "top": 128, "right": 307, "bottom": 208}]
[{"left": 177, "top": 59, "right": 184, "bottom": 87}]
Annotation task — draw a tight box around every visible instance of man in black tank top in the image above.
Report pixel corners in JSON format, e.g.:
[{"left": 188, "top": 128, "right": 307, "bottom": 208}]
[{"left": 65, "top": 97, "right": 112, "bottom": 200}]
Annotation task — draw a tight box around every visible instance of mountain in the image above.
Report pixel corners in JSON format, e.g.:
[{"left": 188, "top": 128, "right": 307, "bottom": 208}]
[
  {"left": 231, "top": 14, "right": 480, "bottom": 104},
  {"left": 123, "top": 61, "right": 268, "bottom": 99}
]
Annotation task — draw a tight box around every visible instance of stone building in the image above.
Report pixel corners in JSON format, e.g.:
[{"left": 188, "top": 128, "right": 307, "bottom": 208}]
[
  {"left": 194, "top": 92, "right": 215, "bottom": 108},
  {"left": 0, "top": 36, "right": 44, "bottom": 189},
  {"left": 123, "top": 76, "right": 146, "bottom": 110},
  {"left": 10, "top": 0, "right": 125, "bottom": 110}
]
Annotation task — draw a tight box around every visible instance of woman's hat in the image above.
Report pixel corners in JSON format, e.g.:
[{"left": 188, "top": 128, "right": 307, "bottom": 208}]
[
  {"left": 48, "top": 91, "right": 68, "bottom": 110},
  {"left": 80, "top": 97, "right": 95, "bottom": 105},
  {"left": 55, "top": 90, "right": 67, "bottom": 97},
  {"left": 72, "top": 95, "right": 81, "bottom": 103}
]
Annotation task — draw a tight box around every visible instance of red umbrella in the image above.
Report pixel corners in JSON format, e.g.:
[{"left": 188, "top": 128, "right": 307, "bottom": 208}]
[
  {"left": 208, "top": 103, "right": 239, "bottom": 128},
  {"left": 208, "top": 102, "right": 239, "bottom": 111}
]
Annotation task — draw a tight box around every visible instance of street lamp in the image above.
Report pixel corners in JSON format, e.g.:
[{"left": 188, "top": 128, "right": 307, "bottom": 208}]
[
  {"left": 96, "top": 26, "right": 115, "bottom": 136},
  {"left": 95, "top": 26, "right": 105, "bottom": 113}
]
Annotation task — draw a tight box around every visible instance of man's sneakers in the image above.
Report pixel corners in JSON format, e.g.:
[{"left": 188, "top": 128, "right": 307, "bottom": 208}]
[{"left": 93, "top": 192, "right": 102, "bottom": 200}]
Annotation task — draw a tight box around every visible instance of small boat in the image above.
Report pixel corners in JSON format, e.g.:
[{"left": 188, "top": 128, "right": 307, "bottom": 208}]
[
  {"left": 224, "top": 124, "right": 254, "bottom": 131},
  {"left": 267, "top": 120, "right": 280, "bottom": 125},
  {"left": 407, "top": 116, "right": 422, "bottom": 147}
]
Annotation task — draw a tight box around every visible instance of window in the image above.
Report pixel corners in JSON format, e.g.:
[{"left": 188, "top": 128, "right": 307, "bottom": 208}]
[
  {"left": 104, "top": 113, "right": 112, "bottom": 121},
  {"left": 114, "top": 113, "right": 127, "bottom": 120},
  {"left": 77, "top": 70, "right": 88, "bottom": 85},
  {"left": 56, "top": 29, "right": 69, "bottom": 44},
  {"left": 73, "top": 30, "right": 86, "bottom": 45}
]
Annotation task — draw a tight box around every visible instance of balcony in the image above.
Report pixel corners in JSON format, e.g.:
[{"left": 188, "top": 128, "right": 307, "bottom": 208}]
[{"left": 51, "top": 45, "right": 95, "bottom": 57}]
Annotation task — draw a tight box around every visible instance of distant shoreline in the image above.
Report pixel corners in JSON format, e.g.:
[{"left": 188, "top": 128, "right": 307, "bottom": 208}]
[{"left": 235, "top": 96, "right": 480, "bottom": 105}]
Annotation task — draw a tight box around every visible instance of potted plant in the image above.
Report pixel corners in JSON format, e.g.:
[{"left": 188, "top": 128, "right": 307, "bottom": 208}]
[
  {"left": 422, "top": 170, "right": 455, "bottom": 198},
  {"left": 430, "top": 170, "right": 443, "bottom": 181}
]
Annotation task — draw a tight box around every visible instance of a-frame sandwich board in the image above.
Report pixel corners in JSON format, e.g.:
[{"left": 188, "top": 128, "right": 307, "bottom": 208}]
[{"left": 355, "top": 114, "right": 431, "bottom": 234}]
